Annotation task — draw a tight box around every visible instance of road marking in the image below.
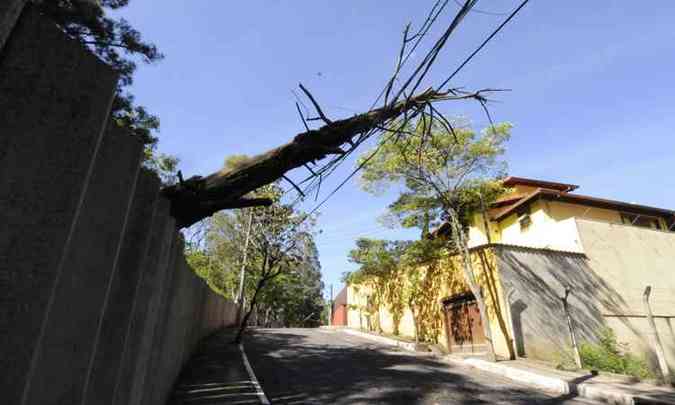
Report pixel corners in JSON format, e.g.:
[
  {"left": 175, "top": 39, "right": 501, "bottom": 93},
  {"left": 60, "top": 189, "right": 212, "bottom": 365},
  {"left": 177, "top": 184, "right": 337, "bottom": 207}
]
[{"left": 239, "top": 344, "right": 271, "bottom": 405}]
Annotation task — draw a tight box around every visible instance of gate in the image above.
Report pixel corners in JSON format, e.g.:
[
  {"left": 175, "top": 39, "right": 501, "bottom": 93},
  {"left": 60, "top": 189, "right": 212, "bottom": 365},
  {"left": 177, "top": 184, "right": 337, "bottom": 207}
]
[{"left": 443, "top": 293, "right": 487, "bottom": 354}]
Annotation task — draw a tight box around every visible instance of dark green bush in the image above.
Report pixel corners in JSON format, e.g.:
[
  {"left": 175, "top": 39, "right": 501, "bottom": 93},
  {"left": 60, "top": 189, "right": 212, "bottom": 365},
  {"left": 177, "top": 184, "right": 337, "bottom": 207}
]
[{"left": 578, "top": 328, "right": 654, "bottom": 379}]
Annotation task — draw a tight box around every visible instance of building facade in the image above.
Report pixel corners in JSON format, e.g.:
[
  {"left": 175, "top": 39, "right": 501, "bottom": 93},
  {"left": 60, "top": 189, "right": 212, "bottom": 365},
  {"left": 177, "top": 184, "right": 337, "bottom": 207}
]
[{"left": 345, "top": 177, "right": 675, "bottom": 372}]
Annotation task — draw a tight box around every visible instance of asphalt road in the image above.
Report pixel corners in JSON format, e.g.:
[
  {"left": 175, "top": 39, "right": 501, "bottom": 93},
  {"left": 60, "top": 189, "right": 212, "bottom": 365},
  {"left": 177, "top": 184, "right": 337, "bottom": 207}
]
[{"left": 245, "top": 328, "right": 599, "bottom": 405}]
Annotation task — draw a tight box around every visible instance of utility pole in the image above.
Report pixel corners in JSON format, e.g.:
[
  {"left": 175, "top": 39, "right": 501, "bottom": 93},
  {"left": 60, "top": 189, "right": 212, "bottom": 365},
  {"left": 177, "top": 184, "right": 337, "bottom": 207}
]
[
  {"left": 236, "top": 210, "right": 253, "bottom": 322},
  {"left": 643, "top": 286, "right": 671, "bottom": 383},
  {"left": 561, "top": 287, "right": 582, "bottom": 369}
]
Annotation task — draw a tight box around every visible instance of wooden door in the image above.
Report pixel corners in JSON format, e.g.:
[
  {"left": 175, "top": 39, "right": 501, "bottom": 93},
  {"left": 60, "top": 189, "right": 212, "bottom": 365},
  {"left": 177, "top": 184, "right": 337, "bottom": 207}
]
[{"left": 443, "top": 294, "right": 486, "bottom": 353}]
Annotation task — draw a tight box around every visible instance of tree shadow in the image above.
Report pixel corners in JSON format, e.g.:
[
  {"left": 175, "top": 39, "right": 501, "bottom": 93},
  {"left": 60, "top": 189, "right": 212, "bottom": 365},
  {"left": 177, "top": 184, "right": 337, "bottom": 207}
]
[
  {"left": 240, "top": 328, "right": 588, "bottom": 404},
  {"left": 496, "top": 246, "right": 641, "bottom": 361}
]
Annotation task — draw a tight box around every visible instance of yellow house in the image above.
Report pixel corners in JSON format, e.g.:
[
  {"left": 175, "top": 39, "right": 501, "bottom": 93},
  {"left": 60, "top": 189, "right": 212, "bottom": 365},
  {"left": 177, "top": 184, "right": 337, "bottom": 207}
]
[{"left": 346, "top": 177, "right": 675, "bottom": 372}]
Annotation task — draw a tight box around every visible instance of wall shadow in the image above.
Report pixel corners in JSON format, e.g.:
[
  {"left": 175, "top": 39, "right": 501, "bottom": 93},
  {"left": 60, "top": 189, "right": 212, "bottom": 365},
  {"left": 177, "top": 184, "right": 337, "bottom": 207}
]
[{"left": 496, "top": 245, "right": 638, "bottom": 361}]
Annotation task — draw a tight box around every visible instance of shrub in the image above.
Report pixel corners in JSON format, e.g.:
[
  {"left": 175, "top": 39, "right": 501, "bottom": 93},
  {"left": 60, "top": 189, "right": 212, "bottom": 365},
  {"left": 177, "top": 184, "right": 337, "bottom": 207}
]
[{"left": 578, "top": 328, "right": 655, "bottom": 380}]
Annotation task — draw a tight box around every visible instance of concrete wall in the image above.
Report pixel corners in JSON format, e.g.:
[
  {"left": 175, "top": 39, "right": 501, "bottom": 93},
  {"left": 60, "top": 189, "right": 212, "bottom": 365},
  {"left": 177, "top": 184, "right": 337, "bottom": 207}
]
[
  {"left": 576, "top": 219, "right": 675, "bottom": 372},
  {"left": 495, "top": 246, "right": 604, "bottom": 360},
  {"left": 496, "top": 233, "right": 675, "bottom": 374},
  {"left": 0, "top": 5, "right": 239, "bottom": 405}
]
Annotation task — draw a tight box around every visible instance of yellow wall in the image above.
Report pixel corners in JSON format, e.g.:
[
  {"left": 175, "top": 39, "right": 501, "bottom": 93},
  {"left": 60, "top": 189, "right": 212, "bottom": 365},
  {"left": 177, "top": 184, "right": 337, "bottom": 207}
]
[
  {"left": 345, "top": 248, "right": 515, "bottom": 359},
  {"left": 467, "top": 197, "right": 667, "bottom": 254}
]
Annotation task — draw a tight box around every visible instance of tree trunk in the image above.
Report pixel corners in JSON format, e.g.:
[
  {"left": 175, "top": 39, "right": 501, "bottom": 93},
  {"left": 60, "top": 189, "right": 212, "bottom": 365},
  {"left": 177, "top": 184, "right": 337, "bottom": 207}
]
[
  {"left": 478, "top": 250, "right": 516, "bottom": 360},
  {"left": 264, "top": 307, "right": 271, "bottom": 328},
  {"left": 234, "top": 278, "right": 266, "bottom": 344},
  {"left": 448, "top": 209, "right": 496, "bottom": 361},
  {"left": 409, "top": 299, "right": 419, "bottom": 344},
  {"left": 161, "top": 89, "right": 449, "bottom": 228}
]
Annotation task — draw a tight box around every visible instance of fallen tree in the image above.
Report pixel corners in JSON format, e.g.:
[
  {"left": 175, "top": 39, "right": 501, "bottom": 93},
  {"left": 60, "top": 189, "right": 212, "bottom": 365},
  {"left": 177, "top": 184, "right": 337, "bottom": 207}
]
[
  {"left": 162, "top": 89, "right": 494, "bottom": 228},
  {"left": 161, "top": 0, "right": 529, "bottom": 229}
]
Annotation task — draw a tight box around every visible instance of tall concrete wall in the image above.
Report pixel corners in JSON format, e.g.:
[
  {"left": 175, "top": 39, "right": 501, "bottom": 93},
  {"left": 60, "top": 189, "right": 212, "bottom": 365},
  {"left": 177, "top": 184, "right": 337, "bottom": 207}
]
[
  {"left": 496, "top": 238, "right": 674, "bottom": 373},
  {"left": 576, "top": 219, "right": 675, "bottom": 373},
  {"left": 495, "top": 246, "right": 606, "bottom": 360},
  {"left": 0, "top": 5, "right": 118, "bottom": 404},
  {"left": 0, "top": 4, "right": 240, "bottom": 405}
]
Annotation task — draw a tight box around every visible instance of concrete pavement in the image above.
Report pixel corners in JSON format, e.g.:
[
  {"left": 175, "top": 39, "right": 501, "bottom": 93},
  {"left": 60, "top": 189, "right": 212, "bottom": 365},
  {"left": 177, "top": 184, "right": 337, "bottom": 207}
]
[
  {"left": 167, "top": 329, "right": 265, "bottom": 405},
  {"left": 245, "top": 328, "right": 600, "bottom": 404}
]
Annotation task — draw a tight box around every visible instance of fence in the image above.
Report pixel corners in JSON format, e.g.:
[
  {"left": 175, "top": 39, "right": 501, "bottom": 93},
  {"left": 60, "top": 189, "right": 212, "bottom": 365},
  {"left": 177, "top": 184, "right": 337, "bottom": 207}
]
[{"left": 0, "top": 2, "right": 238, "bottom": 404}]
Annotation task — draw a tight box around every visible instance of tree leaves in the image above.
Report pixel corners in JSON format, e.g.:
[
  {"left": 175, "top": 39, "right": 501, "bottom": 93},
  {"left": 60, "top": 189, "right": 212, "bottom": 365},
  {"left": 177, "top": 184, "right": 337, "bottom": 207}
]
[
  {"left": 39, "top": 0, "right": 164, "bottom": 150},
  {"left": 187, "top": 182, "right": 323, "bottom": 327},
  {"left": 358, "top": 116, "right": 511, "bottom": 231}
]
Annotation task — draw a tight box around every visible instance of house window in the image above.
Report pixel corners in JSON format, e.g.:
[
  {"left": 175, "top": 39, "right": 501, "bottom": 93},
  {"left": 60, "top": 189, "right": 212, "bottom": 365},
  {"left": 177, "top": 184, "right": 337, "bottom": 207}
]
[
  {"left": 519, "top": 214, "right": 531, "bottom": 231},
  {"left": 620, "top": 213, "right": 662, "bottom": 230},
  {"left": 517, "top": 205, "right": 531, "bottom": 231}
]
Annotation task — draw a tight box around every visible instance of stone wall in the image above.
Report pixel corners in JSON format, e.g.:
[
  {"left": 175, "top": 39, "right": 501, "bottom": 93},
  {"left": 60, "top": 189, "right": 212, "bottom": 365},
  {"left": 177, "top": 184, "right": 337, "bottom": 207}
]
[{"left": 0, "top": 4, "right": 239, "bottom": 405}]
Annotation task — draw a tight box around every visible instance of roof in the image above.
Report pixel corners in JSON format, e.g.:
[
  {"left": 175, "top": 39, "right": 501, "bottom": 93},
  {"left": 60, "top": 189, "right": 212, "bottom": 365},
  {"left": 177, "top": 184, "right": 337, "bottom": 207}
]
[
  {"left": 491, "top": 188, "right": 675, "bottom": 222},
  {"left": 502, "top": 176, "right": 579, "bottom": 192},
  {"left": 431, "top": 177, "right": 675, "bottom": 236}
]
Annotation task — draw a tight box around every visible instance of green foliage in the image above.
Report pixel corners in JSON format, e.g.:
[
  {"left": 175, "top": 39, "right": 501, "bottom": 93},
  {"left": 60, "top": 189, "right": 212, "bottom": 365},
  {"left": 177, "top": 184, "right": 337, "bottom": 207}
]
[
  {"left": 579, "top": 329, "right": 655, "bottom": 379},
  {"left": 358, "top": 116, "right": 511, "bottom": 232},
  {"left": 557, "top": 328, "right": 655, "bottom": 380},
  {"left": 143, "top": 149, "right": 180, "bottom": 186},
  {"left": 402, "top": 237, "right": 447, "bottom": 267},
  {"left": 186, "top": 176, "right": 324, "bottom": 330},
  {"left": 346, "top": 238, "right": 409, "bottom": 282},
  {"left": 352, "top": 115, "right": 512, "bottom": 350},
  {"left": 39, "top": 0, "right": 163, "bottom": 148}
]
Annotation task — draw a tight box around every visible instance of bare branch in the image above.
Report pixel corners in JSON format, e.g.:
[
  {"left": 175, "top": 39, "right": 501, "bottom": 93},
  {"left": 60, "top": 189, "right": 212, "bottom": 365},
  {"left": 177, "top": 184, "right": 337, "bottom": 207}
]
[
  {"left": 295, "top": 102, "right": 311, "bottom": 132},
  {"left": 299, "top": 83, "right": 332, "bottom": 124}
]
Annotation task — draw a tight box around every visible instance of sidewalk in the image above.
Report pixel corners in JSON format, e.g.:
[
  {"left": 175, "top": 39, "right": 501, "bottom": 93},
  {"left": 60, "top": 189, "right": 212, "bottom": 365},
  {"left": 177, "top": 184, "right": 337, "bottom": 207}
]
[
  {"left": 167, "top": 328, "right": 268, "bottom": 405},
  {"left": 338, "top": 328, "right": 675, "bottom": 405}
]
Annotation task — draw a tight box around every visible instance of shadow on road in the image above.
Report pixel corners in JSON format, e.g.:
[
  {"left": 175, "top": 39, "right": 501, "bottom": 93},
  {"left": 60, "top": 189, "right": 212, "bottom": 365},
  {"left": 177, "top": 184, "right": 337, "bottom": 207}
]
[{"left": 245, "top": 328, "right": 587, "bottom": 404}]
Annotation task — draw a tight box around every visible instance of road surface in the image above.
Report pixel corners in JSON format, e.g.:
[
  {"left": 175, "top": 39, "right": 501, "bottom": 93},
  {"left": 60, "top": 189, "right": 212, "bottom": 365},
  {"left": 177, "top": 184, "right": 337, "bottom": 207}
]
[{"left": 245, "top": 328, "right": 598, "bottom": 404}]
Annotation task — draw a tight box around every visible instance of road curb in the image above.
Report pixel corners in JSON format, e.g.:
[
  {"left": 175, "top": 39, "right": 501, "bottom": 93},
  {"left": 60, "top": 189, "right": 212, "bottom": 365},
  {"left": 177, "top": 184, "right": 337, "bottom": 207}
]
[
  {"left": 445, "top": 357, "right": 673, "bottom": 405},
  {"left": 337, "top": 328, "right": 673, "bottom": 404},
  {"left": 340, "top": 328, "right": 419, "bottom": 352}
]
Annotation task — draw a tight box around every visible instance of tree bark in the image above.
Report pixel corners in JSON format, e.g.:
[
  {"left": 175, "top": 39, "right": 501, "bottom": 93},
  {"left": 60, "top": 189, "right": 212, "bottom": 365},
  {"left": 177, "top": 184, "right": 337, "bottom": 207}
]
[
  {"left": 234, "top": 277, "right": 266, "bottom": 344},
  {"left": 448, "top": 209, "right": 496, "bottom": 361},
  {"left": 162, "top": 89, "right": 448, "bottom": 228}
]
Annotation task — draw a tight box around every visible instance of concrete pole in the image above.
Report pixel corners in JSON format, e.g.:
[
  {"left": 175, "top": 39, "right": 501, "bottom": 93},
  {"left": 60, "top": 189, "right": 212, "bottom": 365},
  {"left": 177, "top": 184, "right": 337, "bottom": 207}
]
[
  {"left": 643, "top": 286, "right": 671, "bottom": 382},
  {"left": 561, "top": 288, "right": 582, "bottom": 369},
  {"left": 235, "top": 210, "right": 253, "bottom": 323}
]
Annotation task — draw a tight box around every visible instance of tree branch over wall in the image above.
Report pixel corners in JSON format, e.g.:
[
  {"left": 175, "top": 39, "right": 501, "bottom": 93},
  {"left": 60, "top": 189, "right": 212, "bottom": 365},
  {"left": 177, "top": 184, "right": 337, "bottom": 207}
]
[{"left": 161, "top": 0, "right": 530, "bottom": 229}]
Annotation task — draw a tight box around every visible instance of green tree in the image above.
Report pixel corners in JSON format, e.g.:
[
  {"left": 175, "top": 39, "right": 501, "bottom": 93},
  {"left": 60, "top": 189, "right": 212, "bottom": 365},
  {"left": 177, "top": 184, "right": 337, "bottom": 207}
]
[
  {"left": 357, "top": 115, "right": 511, "bottom": 360},
  {"left": 345, "top": 238, "right": 409, "bottom": 335},
  {"left": 144, "top": 152, "right": 180, "bottom": 186},
  {"left": 38, "top": 0, "right": 167, "bottom": 160},
  {"left": 197, "top": 181, "right": 320, "bottom": 343}
]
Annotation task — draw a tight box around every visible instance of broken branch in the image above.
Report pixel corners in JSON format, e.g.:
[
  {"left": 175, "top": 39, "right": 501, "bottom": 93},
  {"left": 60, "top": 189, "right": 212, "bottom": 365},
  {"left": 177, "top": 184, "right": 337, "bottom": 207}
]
[{"left": 299, "top": 82, "right": 332, "bottom": 124}]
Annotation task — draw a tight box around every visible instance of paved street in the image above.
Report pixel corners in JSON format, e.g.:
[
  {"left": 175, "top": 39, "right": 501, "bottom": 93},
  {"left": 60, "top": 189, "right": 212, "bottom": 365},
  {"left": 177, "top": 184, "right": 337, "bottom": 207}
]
[{"left": 245, "top": 328, "right": 599, "bottom": 405}]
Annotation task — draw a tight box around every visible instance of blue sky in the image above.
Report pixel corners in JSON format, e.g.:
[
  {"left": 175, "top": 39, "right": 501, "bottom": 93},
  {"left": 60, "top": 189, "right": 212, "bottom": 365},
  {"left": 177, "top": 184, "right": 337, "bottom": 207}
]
[{"left": 117, "top": 1, "right": 675, "bottom": 298}]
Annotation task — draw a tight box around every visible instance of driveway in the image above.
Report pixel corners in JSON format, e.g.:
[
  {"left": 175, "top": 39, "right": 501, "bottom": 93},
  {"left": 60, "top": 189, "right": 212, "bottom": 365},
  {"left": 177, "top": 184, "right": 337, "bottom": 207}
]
[{"left": 244, "top": 328, "right": 599, "bottom": 404}]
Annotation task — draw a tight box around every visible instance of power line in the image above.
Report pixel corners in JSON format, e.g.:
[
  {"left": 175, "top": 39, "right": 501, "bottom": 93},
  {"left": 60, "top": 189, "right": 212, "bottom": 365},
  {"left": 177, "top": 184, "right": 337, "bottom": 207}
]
[
  {"left": 452, "top": 0, "right": 509, "bottom": 16},
  {"left": 438, "top": 0, "right": 530, "bottom": 90},
  {"left": 303, "top": 0, "right": 531, "bottom": 217}
]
